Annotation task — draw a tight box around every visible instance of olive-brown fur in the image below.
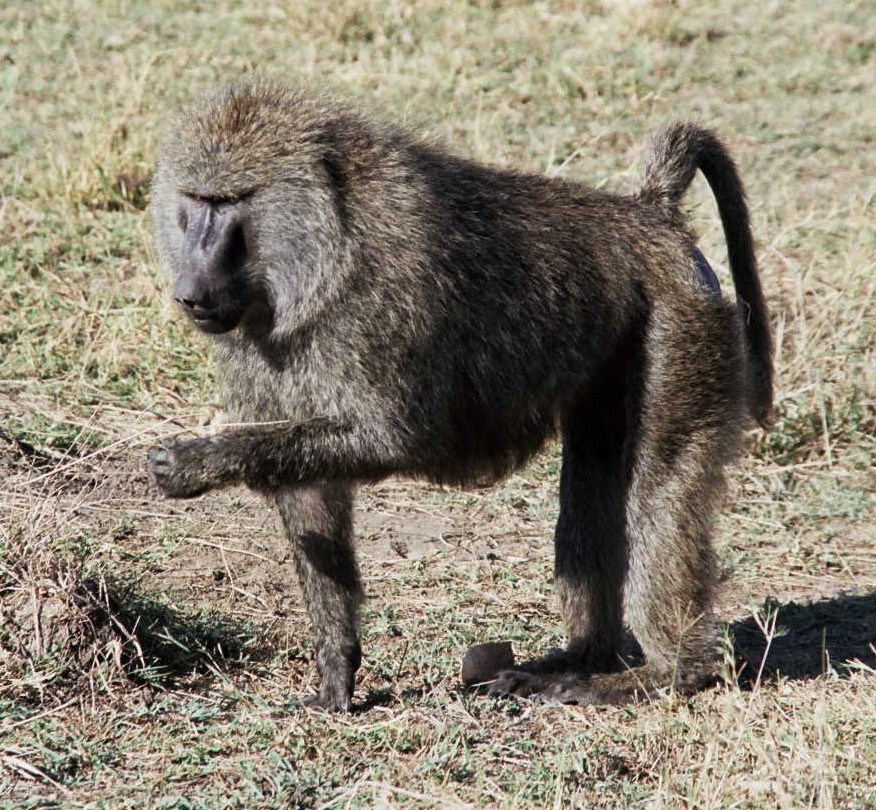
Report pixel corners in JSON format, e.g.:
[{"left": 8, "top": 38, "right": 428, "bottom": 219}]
[{"left": 149, "top": 81, "right": 772, "bottom": 709}]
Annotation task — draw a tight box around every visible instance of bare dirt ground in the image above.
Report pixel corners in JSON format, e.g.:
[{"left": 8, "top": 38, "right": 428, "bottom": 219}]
[{"left": 3, "top": 399, "right": 874, "bottom": 704}]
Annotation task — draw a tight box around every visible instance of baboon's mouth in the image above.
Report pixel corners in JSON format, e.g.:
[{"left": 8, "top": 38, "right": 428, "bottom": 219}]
[{"left": 188, "top": 310, "right": 239, "bottom": 334}]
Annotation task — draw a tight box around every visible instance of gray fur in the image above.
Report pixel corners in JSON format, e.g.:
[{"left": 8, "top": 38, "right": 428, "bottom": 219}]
[{"left": 149, "top": 80, "right": 772, "bottom": 709}]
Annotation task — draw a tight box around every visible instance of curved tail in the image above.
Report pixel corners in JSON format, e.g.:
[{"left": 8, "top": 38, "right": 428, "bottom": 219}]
[{"left": 640, "top": 123, "right": 773, "bottom": 426}]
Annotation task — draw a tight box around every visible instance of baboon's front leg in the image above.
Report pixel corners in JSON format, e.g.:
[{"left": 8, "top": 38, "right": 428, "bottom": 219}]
[
  {"left": 148, "top": 418, "right": 395, "bottom": 498},
  {"left": 274, "top": 484, "right": 363, "bottom": 711},
  {"left": 147, "top": 436, "right": 241, "bottom": 498}
]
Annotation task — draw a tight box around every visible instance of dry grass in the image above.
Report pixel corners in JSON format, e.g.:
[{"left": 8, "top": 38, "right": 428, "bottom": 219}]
[{"left": 1, "top": 0, "right": 875, "bottom": 807}]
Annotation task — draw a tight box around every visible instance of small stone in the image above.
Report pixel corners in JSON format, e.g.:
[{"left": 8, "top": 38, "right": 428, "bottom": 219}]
[{"left": 461, "top": 641, "right": 515, "bottom": 686}]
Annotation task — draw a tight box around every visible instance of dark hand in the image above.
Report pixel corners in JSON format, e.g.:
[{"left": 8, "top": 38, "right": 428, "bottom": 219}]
[{"left": 148, "top": 437, "right": 232, "bottom": 498}]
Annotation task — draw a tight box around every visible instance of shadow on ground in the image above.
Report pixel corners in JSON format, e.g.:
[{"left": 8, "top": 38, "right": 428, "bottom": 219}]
[
  {"left": 730, "top": 591, "right": 876, "bottom": 685},
  {"left": 97, "top": 578, "right": 273, "bottom": 680},
  {"left": 0, "top": 565, "right": 276, "bottom": 703}
]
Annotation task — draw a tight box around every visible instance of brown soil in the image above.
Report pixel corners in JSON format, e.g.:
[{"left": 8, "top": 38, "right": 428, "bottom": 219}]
[{"left": 2, "top": 414, "right": 874, "bottom": 702}]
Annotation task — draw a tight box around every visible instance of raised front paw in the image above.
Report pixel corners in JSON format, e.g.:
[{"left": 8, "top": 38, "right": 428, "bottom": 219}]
[{"left": 148, "top": 438, "right": 213, "bottom": 498}]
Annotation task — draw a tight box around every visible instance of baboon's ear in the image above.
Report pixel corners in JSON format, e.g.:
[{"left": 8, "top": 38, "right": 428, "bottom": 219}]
[
  {"left": 321, "top": 151, "right": 347, "bottom": 192},
  {"left": 320, "top": 151, "right": 351, "bottom": 224}
]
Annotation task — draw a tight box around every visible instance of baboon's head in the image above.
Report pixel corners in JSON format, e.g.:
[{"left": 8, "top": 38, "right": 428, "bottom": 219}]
[{"left": 152, "top": 81, "right": 351, "bottom": 337}]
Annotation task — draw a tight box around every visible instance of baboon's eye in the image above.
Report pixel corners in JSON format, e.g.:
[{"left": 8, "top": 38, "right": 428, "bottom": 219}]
[
  {"left": 177, "top": 207, "right": 188, "bottom": 233},
  {"left": 226, "top": 221, "right": 248, "bottom": 266}
]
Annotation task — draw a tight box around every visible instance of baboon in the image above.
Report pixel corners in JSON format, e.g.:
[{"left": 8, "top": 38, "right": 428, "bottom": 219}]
[{"left": 148, "top": 80, "right": 772, "bottom": 711}]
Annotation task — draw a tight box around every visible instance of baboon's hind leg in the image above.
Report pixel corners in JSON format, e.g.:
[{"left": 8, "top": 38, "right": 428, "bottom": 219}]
[
  {"left": 547, "top": 304, "right": 744, "bottom": 703},
  {"left": 493, "top": 302, "right": 746, "bottom": 705},
  {"left": 532, "top": 433, "right": 726, "bottom": 706},
  {"left": 490, "top": 348, "right": 632, "bottom": 696}
]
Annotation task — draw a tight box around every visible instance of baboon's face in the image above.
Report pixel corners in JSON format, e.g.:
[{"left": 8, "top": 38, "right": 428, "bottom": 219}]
[
  {"left": 155, "top": 154, "right": 345, "bottom": 340},
  {"left": 170, "top": 193, "right": 255, "bottom": 334},
  {"left": 154, "top": 84, "right": 360, "bottom": 339}
]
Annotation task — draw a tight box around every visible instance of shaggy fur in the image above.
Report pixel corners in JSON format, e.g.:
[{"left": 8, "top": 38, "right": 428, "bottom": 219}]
[{"left": 149, "top": 81, "right": 772, "bottom": 709}]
